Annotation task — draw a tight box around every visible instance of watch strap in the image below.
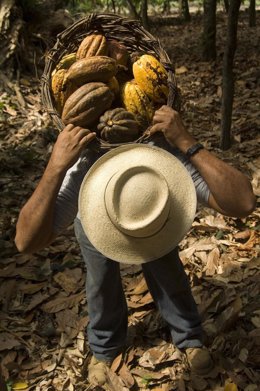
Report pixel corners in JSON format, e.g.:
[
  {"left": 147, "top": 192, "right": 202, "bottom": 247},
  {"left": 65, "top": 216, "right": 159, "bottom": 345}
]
[{"left": 186, "top": 143, "right": 204, "bottom": 159}]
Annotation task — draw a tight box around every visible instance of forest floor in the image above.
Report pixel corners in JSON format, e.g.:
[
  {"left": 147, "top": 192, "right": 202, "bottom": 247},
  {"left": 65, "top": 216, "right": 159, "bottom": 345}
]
[{"left": 0, "top": 9, "right": 259, "bottom": 391}]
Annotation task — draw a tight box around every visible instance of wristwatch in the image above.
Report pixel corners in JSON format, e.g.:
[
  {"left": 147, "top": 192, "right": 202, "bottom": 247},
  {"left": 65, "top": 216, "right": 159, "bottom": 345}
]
[{"left": 186, "top": 143, "right": 204, "bottom": 159}]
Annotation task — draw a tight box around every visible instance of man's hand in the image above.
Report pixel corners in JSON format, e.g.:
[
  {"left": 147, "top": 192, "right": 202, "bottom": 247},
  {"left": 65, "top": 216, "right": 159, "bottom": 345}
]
[
  {"left": 149, "top": 106, "right": 195, "bottom": 152},
  {"left": 49, "top": 124, "right": 96, "bottom": 173}
]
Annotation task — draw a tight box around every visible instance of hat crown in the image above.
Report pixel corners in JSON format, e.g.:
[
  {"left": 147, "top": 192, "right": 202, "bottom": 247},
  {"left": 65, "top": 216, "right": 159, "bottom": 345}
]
[{"left": 105, "top": 165, "right": 170, "bottom": 238}]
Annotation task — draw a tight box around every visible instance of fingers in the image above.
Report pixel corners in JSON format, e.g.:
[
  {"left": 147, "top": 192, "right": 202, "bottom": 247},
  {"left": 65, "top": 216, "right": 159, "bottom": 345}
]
[
  {"left": 78, "top": 131, "right": 96, "bottom": 146},
  {"left": 153, "top": 106, "right": 178, "bottom": 123},
  {"left": 63, "top": 123, "right": 74, "bottom": 132},
  {"left": 149, "top": 123, "right": 164, "bottom": 135}
]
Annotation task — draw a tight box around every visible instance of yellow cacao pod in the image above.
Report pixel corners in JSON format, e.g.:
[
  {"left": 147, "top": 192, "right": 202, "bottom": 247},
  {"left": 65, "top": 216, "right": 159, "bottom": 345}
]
[
  {"left": 52, "top": 52, "right": 77, "bottom": 76},
  {"left": 51, "top": 69, "right": 66, "bottom": 95},
  {"left": 76, "top": 34, "right": 108, "bottom": 60},
  {"left": 51, "top": 69, "right": 67, "bottom": 113},
  {"left": 133, "top": 54, "right": 168, "bottom": 103},
  {"left": 121, "top": 80, "right": 154, "bottom": 126},
  {"left": 51, "top": 69, "right": 77, "bottom": 114}
]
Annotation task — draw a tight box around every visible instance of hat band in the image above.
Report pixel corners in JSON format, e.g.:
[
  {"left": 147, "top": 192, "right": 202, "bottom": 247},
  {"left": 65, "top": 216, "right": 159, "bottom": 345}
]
[{"left": 104, "top": 165, "right": 170, "bottom": 238}]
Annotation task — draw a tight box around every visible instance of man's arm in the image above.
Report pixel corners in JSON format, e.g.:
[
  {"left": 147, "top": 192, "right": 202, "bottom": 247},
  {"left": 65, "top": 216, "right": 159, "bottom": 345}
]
[
  {"left": 15, "top": 124, "right": 96, "bottom": 254},
  {"left": 149, "top": 106, "right": 256, "bottom": 218}
]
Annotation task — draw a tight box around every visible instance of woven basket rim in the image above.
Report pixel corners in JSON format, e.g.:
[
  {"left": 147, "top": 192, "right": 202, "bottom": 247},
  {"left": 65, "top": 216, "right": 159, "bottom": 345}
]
[{"left": 41, "top": 12, "right": 180, "bottom": 149}]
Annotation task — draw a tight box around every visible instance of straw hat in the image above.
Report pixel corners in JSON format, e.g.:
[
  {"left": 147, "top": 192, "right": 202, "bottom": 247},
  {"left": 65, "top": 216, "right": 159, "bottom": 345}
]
[{"left": 79, "top": 144, "right": 196, "bottom": 264}]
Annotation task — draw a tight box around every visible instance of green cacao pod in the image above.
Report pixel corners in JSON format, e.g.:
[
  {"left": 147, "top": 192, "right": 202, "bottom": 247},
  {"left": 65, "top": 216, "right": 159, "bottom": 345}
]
[{"left": 97, "top": 107, "right": 140, "bottom": 143}]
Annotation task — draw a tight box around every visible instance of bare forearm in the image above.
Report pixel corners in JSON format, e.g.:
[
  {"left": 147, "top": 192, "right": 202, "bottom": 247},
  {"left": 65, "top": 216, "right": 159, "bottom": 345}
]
[
  {"left": 15, "top": 125, "right": 96, "bottom": 253},
  {"left": 150, "top": 106, "right": 256, "bottom": 218},
  {"left": 15, "top": 162, "right": 66, "bottom": 253},
  {"left": 181, "top": 140, "right": 255, "bottom": 217}
]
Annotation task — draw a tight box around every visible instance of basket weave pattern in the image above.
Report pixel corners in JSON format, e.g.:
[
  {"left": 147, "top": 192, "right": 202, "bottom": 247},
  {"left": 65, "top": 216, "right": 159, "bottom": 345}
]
[{"left": 41, "top": 13, "right": 180, "bottom": 149}]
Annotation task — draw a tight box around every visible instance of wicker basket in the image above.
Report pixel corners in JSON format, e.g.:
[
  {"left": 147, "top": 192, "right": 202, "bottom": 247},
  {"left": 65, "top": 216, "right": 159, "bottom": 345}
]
[{"left": 41, "top": 13, "right": 180, "bottom": 150}]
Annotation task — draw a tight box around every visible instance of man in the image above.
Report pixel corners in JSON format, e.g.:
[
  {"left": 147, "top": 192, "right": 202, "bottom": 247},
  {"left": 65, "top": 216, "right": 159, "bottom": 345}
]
[{"left": 15, "top": 106, "right": 256, "bottom": 385}]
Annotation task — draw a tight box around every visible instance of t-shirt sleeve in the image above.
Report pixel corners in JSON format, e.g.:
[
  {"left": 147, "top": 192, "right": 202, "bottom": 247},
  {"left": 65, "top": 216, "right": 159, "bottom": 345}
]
[
  {"left": 177, "top": 152, "right": 211, "bottom": 206},
  {"left": 52, "top": 155, "right": 92, "bottom": 235}
]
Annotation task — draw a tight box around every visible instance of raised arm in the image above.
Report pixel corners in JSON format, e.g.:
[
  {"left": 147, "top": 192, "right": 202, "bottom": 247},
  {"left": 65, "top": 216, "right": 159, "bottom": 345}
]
[
  {"left": 15, "top": 125, "right": 96, "bottom": 254},
  {"left": 149, "top": 106, "right": 256, "bottom": 218}
]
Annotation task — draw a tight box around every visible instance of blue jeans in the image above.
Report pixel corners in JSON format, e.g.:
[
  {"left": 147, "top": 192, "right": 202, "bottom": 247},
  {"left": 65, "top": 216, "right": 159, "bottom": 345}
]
[{"left": 74, "top": 218, "right": 203, "bottom": 361}]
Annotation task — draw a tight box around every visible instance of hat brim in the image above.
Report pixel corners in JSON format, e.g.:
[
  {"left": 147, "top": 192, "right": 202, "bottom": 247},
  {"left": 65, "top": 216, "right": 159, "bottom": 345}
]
[{"left": 79, "top": 144, "right": 196, "bottom": 264}]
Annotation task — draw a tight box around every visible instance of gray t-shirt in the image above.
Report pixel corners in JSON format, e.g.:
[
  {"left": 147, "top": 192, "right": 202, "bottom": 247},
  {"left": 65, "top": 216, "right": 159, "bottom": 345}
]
[{"left": 53, "top": 137, "right": 210, "bottom": 235}]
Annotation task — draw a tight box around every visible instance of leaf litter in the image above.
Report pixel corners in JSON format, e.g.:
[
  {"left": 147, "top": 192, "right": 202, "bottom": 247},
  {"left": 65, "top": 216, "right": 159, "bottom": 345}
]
[{"left": 0, "top": 9, "right": 259, "bottom": 391}]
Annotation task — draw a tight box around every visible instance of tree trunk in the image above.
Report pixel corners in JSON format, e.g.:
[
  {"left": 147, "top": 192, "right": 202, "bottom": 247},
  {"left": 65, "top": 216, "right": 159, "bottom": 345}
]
[
  {"left": 141, "top": 0, "right": 150, "bottom": 30},
  {"left": 220, "top": 0, "right": 241, "bottom": 150},
  {"left": 111, "top": 0, "right": 116, "bottom": 13},
  {"left": 224, "top": 0, "right": 229, "bottom": 13},
  {"left": 202, "top": 0, "right": 217, "bottom": 60},
  {"left": 0, "top": 371, "right": 7, "bottom": 391},
  {"left": 179, "top": 0, "right": 191, "bottom": 21},
  {"left": 0, "top": 0, "right": 23, "bottom": 70},
  {"left": 125, "top": 0, "right": 140, "bottom": 19},
  {"left": 249, "top": 0, "right": 256, "bottom": 27},
  {"left": 163, "top": 0, "right": 171, "bottom": 14}
]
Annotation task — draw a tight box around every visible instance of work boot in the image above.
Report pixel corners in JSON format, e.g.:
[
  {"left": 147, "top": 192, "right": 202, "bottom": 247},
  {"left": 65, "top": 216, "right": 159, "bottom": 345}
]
[
  {"left": 88, "top": 356, "right": 112, "bottom": 386},
  {"left": 185, "top": 346, "right": 214, "bottom": 375}
]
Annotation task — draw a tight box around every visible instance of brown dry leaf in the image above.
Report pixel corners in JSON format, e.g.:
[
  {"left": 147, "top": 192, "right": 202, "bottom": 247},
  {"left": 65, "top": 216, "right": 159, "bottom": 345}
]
[
  {"left": 204, "top": 247, "right": 220, "bottom": 276},
  {"left": 25, "top": 292, "right": 50, "bottom": 312},
  {"left": 18, "top": 282, "right": 46, "bottom": 294},
  {"left": 127, "top": 291, "right": 153, "bottom": 309},
  {"left": 233, "top": 229, "right": 252, "bottom": 241},
  {"left": 237, "top": 230, "right": 259, "bottom": 250},
  {"left": 131, "top": 367, "right": 168, "bottom": 380},
  {"left": 117, "top": 362, "right": 135, "bottom": 389},
  {"left": 175, "top": 66, "right": 188, "bottom": 74},
  {"left": 41, "top": 291, "right": 85, "bottom": 313},
  {"left": 152, "top": 384, "right": 174, "bottom": 391},
  {"left": 111, "top": 353, "right": 124, "bottom": 372},
  {"left": 215, "top": 296, "right": 243, "bottom": 333},
  {"left": 131, "top": 277, "right": 148, "bottom": 295},
  {"left": 0, "top": 332, "right": 22, "bottom": 350},
  {"left": 53, "top": 268, "right": 83, "bottom": 294},
  {"left": 194, "top": 214, "right": 231, "bottom": 230},
  {"left": 138, "top": 344, "right": 177, "bottom": 368},
  {"left": 106, "top": 367, "right": 130, "bottom": 391}
]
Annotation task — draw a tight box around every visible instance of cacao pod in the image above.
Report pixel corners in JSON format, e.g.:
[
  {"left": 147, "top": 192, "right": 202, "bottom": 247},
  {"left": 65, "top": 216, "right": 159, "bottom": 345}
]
[
  {"left": 51, "top": 68, "right": 66, "bottom": 97},
  {"left": 97, "top": 107, "right": 140, "bottom": 143},
  {"left": 121, "top": 80, "right": 154, "bottom": 126},
  {"left": 65, "top": 56, "right": 117, "bottom": 86},
  {"left": 107, "top": 40, "right": 129, "bottom": 67},
  {"left": 76, "top": 34, "right": 108, "bottom": 60},
  {"left": 133, "top": 54, "right": 169, "bottom": 103},
  {"left": 107, "top": 76, "right": 120, "bottom": 96},
  {"left": 62, "top": 82, "right": 114, "bottom": 127},
  {"left": 51, "top": 68, "right": 77, "bottom": 114},
  {"left": 52, "top": 52, "right": 77, "bottom": 75}
]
